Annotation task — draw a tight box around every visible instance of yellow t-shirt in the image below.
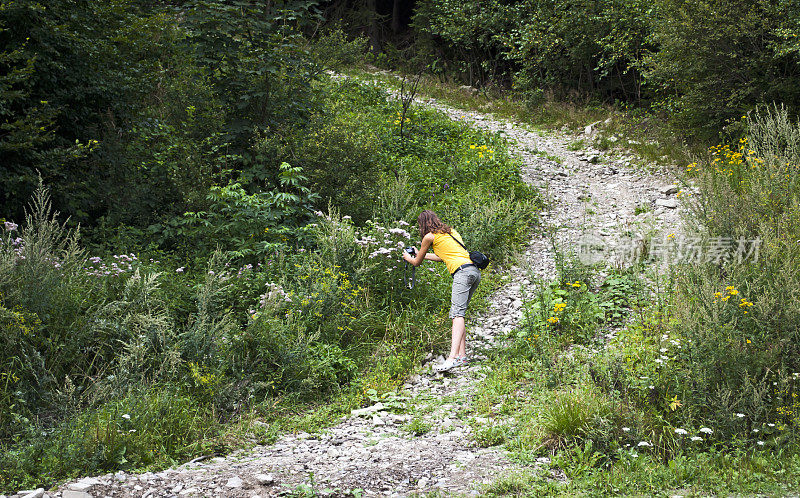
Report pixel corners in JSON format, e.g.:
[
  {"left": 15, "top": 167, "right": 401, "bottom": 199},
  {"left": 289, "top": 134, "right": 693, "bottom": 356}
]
[{"left": 432, "top": 230, "right": 472, "bottom": 275}]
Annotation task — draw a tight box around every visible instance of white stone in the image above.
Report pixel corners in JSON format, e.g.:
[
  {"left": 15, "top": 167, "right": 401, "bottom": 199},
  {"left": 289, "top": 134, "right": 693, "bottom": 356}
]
[
  {"left": 226, "top": 476, "right": 243, "bottom": 488},
  {"left": 68, "top": 478, "right": 100, "bottom": 493},
  {"left": 655, "top": 198, "right": 678, "bottom": 209},
  {"left": 351, "top": 402, "right": 385, "bottom": 417},
  {"left": 255, "top": 473, "right": 275, "bottom": 485},
  {"left": 20, "top": 490, "right": 44, "bottom": 498},
  {"left": 62, "top": 491, "right": 92, "bottom": 498}
]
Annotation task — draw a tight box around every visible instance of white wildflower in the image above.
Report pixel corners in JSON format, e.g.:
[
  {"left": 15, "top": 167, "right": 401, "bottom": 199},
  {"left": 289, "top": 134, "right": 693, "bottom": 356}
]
[{"left": 699, "top": 427, "right": 713, "bottom": 434}]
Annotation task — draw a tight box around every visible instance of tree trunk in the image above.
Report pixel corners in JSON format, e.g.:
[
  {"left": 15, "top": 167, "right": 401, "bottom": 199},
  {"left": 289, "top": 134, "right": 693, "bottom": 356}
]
[
  {"left": 391, "top": 0, "right": 401, "bottom": 34},
  {"left": 366, "top": 0, "right": 381, "bottom": 53}
]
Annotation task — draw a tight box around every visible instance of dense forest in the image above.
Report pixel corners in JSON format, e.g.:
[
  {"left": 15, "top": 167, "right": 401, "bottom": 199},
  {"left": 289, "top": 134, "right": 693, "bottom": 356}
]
[{"left": 2, "top": 0, "right": 800, "bottom": 493}]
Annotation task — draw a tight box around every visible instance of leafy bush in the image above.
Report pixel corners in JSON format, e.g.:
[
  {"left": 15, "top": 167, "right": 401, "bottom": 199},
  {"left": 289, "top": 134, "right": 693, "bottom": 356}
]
[
  {"left": 0, "top": 30, "right": 544, "bottom": 488},
  {"left": 438, "top": 185, "right": 539, "bottom": 265},
  {"left": 404, "top": 417, "right": 432, "bottom": 436},
  {"left": 0, "top": 0, "right": 323, "bottom": 234},
  {"left": 580, "top": 108, "right": 800, "bottom": 453},
  {"left": 645, "top": 0, "right": 800, "bottom": 135},
  {"left": 158, "top": 163, "right": 319, "bottom": 259},
  {"left": 519, "top": 279, "right": 604, "bottom": 350}
]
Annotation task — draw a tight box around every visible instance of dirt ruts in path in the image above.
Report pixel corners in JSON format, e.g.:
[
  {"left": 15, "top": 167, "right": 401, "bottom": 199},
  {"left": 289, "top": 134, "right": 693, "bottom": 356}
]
[{"left": 49, "top": 87, "right": 683, "bottom": 498}]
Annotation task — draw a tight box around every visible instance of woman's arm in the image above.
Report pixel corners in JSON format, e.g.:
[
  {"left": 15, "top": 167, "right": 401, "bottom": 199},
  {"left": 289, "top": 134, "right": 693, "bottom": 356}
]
[{"left": 402, "top": 232, "right": 436, "bottom": 267}]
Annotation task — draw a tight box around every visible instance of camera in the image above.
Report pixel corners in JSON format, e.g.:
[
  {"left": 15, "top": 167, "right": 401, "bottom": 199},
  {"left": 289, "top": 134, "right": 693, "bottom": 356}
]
[{"left": 404, "top": 246, "right": 417, "bottom": 257}]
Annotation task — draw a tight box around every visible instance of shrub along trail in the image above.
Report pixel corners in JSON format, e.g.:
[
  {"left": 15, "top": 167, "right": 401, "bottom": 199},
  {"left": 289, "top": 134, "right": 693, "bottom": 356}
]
[{"left": 52, "top": 88, "right": 684, "bottom": 498}]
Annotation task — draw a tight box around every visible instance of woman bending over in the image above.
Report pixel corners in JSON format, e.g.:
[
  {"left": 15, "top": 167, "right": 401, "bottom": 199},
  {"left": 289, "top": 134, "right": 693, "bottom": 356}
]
[{"left": 402, "top": 210, "right": 481, "bottom": 372}]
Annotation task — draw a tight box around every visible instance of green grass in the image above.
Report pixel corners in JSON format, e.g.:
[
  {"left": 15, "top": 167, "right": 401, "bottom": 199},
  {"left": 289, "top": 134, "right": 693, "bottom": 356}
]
[
  {"left": 468, "top": 251, "right": 800, "bottom": 495},
  {"left": 403, "top": 416, "right": 432, "bottom": 436},
  {"left": 474, "top": 339, "right": 800, "bottom": 496}
]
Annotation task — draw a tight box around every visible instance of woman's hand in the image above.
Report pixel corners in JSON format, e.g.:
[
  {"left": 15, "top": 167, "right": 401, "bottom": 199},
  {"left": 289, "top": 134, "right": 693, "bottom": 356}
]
[{"left": 406, "top": 233, "right": 436, "bottom": 267}]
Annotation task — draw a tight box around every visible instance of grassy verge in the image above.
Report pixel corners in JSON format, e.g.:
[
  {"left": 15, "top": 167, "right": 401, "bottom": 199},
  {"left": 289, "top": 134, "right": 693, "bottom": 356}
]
[{"left": 470, "top": 262, "right": 800, "bottom": 495}]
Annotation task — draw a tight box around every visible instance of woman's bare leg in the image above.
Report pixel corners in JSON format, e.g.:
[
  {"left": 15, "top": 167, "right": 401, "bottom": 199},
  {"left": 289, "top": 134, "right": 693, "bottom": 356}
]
[{"left": 449, "top": 317, "right": 466, "bottom": 359}]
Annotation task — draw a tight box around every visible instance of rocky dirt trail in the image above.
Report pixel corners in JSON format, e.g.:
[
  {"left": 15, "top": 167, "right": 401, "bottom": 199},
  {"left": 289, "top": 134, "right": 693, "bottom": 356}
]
[{"left": 30, "top": 88, "right": 686, "bottom": 498}]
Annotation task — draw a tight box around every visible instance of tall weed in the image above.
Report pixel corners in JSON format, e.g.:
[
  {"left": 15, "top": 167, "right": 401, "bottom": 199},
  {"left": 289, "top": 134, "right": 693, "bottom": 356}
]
[{"left": 666, "top": 106, "right": 800, "bottom": 438}]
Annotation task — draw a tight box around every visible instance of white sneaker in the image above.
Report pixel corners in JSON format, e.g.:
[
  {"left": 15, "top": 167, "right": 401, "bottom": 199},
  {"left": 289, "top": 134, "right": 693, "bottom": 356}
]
[
  {"left": 454, "top": 355, "right": 469, "bottom": 366},
  {"left": 434, "top": 358, "right": 458, "bottom": 372}
]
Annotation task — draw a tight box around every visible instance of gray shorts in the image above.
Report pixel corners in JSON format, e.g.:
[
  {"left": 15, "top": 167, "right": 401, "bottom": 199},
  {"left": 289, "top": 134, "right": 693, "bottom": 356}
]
[{"left": 450, "top": 265, "right": 481, "bottom": 319}]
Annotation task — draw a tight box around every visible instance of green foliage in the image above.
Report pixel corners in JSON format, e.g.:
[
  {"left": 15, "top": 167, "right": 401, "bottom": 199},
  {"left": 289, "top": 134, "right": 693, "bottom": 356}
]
[
  {"left": 542, "top": 388, "right": 615, "bottom": 448},
  {"left": 645, "top": 0, "right": 800, "bottom": 135},
  {"left": 437, "top": 185, "right": 540, "bottom": 266},
  {"left": 404, "top": 416, "right": 432, "bottom": 436},
  {"left": 260, "top": 81, "right": 386, "bottom": 222},
  {"left": 413, "top": 0, "right": 651, "bottom": 98},
  {"left": 503, "top": 448, "right": 800, "bottom": 496},
  {"left": 625, "top": 106, "right": 800, "bottom": 440},
  {"left": 406, "top": 0, "right": 800, "bottom": 140},
  {"left": 0, "top": 0, "right": 323, "bottom": 234},
  {"left": 519, "top": 279, "right": 604, "bottom": 350},
  {"left": 160, "top": 163, "right": 320, "bottom": 259},
  {"left": 599, "top": 273, "right": 642, "bottom": 325},
  {"left": 481, "top": 471, "right": 541, "bottom": 497},
  {"left": 474, "top": 423, "right": 509, "bottom": 448},
  {"left": 306, "top": 27, "right": 369, "bottom": 70},
  {"left": 0, "top": 388, "right": 221, "bottom": 491},
  {"left": 0, "top": 76, "right": 541, "bottom": 488},
  {"left": 412, "top": 0, "right": 517, "bottom": 86}
]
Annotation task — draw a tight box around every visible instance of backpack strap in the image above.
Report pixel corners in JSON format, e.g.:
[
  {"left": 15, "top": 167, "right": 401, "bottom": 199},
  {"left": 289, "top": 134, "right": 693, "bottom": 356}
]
[{"left": 449, "top": 233, "right": 468, "bottom": 251}]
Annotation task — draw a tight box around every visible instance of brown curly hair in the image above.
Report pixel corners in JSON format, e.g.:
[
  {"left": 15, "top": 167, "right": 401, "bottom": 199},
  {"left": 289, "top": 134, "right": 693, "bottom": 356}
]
[{"left": 417, "top": 210, "right": 452, "bottom": 239}]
